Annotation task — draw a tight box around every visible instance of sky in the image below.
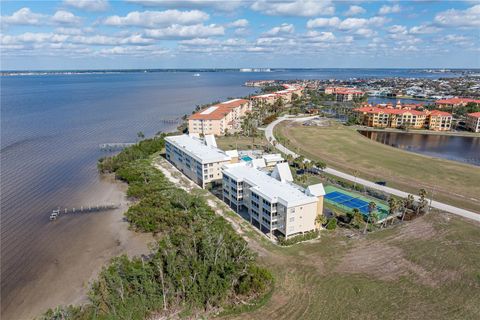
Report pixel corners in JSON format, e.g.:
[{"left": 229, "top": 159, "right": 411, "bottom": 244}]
[{"left": 1, "top": 0, "right": 479, "bottom": 70}]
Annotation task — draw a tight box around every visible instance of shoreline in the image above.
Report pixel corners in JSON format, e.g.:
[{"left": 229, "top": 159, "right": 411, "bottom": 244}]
[
  {"left": 356, "top": 126, "right": 480, "bottom": 137},
  {"left": 2, "top": 174, "right": 153, "bottom": 320}
]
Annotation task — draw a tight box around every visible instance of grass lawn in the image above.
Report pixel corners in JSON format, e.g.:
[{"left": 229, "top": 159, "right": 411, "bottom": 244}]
[
  {"left": 274, "top": 120, "right": 480, "bottom": 213},
  {"left": 216, "top": 135, "right": 269, "bottom": 151},
  {"left": 222, "top": 212, "right": 480, "bottom": 320}
]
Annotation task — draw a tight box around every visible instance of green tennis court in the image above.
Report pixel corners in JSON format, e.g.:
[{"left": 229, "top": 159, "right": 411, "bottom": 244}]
[{"left": 324, "top": 185, "right": 389, "bottom": 220}]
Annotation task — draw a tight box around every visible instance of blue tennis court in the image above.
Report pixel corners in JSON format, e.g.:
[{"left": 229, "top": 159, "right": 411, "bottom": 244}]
[{"left": 325, "top": 191, "right": 371, "bottom": 214}]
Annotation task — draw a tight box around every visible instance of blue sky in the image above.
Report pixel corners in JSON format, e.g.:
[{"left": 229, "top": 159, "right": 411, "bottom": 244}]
[{"left": 1, "top": 0, "right": 479, "bottom": 70}]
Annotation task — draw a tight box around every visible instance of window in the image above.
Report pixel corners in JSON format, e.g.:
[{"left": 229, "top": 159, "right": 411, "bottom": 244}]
[
  {"left": 290, "top": 208, "right": 295, "bottom": 213},
  {"left": 289, "top": 217, "right": 294, "bottom": 222}
]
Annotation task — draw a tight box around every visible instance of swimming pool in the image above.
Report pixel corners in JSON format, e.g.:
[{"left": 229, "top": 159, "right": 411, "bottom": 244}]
[{"left": 241, "top": 156, "right": 253, "bottom": 162}]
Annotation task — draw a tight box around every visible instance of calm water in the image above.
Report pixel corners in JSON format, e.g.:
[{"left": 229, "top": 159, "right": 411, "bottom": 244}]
[
  {"left": 0, "top": 72, "right": 258, "bottom": 317},
  {"left": 359, "top": 131, "right": 480, "bottom": 166},
  {"left": 0, "top": 69, "right": 470, "bottom": 317}
]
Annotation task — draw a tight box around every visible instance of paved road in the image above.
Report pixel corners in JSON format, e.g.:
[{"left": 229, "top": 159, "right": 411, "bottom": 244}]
[{"left": 265, "top": 116, "right": 480, "bottom": 223}]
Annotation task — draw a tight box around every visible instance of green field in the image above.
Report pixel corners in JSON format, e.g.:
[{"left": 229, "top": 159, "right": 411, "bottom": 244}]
[
  {"left": 274, "top": 120, "right": 480, "bottom": 213},
  {"left": 216, "top": 135, "right": 269, "bottom": 151},
  {"left": 221, "top": 212, "right": 480, "bottom": 320}
]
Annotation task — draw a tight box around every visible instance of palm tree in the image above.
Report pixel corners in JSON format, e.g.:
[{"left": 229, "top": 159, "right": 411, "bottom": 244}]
[
  {"left": 315, "top": 160, "right": 326, "bottom": 171},
  {"left": 347, "top": 208, "right": 360, "bottom": 224},
  {"left": 137, "top": 131, "right": 145, "bottom": 141},
  {"left": 315, "top": 214, "right": 326, "bottom": 228},
  {"left": 417, "top": 188, "right": 428, "bottom": 215},
  {"left": 405, "top": 194, "right": 415, "bottom": 210},
  {"left": 401, "top": 195, "right": 414, "bottom": 221},
  {"left": 304, "top": 161, "right": 313, "bottom": 177},
  {"left": 364, "top": 202, "right": 377, "bottom": 234},
  {"left": 388, "top": 198, "right": 399, "bottom": 216},
  {"left": 286, "top": 154, "right": 294, "bottom": 165}
]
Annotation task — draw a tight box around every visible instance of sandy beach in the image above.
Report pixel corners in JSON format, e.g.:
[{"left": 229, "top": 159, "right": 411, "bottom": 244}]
[{"left": 2, "top": 175, "right": 152, "bottom": 320}]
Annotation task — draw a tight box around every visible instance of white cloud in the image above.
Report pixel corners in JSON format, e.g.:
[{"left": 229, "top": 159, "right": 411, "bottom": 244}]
[
  {"left": 435, "top": 4, "right": 480, "bottom": 28},
  {"left": 264, "top": 23, "right": 295, "bottom": 36},
  {"left": 126, "top": 0, "right": 243, "bottom": 12},
  {"left": 55, "top": 27, "right": 85, "bottom": 35},
  {"left": 409, "top": 24, "right": 441, "bottom": 34},
  {"left": 378, "top": 4, "right": 401, "bottom": 15},
  {"left": 104, "top": 10, "right": 209, "bottom": 28},
  {"left": 307, "top": 17, "right": 340, "bottom": 28},
  {"left": 2, "top": 31, "right": 153, "bottom": 47},
  {"left": 143, "top": 24, "right": 224, "bottom": 39},
  {"left": 63, "top": 0, "right": 109, "bottom": 12},
  {"left": 179, "top": 38, "right": 220, "bottom": 46},
  {"left": 1, "top": 7, "right": 46, "bottom": 26},
  {"left": 354, "top": 28, "right": 376, "bottom": 38},
  {"left": 305, "top": 31, "right": 335, "bottom": 42},
  {"left": 307, "top": 16, "right": 387, "bottom": 30},
  {"left": 228, "top": 19, "right": 249, "bottom": 28},
  {"left": 251, "top": 0, "right": 335, "bottom": 17},
  {"left": 234, "top": 28, "right": 249, "bottom": 36},
  {"left": 97, "top": 45, "right": 169, "bottom": 56},
  {"left": 52, "top": 10, "right": 81, "bottom": 25},
  {"left": 388, "top": 25, "right": 408, "bottom": 34},
  {"left": 338, "top": 18, "right": 367, "bottom": 30},
  {"left": 345, "top": 5, "right": 365, "bottom": 17},
  {"left": 1, "top": 32, "right": 68, "bottom": 44}
]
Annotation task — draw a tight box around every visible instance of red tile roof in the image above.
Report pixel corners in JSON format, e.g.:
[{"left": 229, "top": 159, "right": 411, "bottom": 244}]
[
  {"left": 354, "top": 107, "right": 425, "bottom": 116},
  {"left": 189, "top": 99, "right": 249, "bottom": 120},
  {"left": 468, "top": 112, "right": 480, "bottom": 118},
  {"left": 428, "top": 110, "right": 452, "bottom": 117},
  {"left": 435, "top": 98, "right": 480, "bottom": 105}
]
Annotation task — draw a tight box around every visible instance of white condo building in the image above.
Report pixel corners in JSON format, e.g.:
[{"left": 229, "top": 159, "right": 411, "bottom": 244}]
[
  {"left": 165, "top": 134, "right": 237, "bottom": 188},
  {"left": 222, "top": 162, "right": 325, "bottom": 239}
]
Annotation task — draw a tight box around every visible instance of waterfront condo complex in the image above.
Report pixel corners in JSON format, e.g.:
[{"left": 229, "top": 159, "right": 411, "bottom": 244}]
[
  {"left": 188, "top": 99, "right": 252, "bottom": 136},
  {"left": 188, "top": 84, "right": 304, "bottom": 137},
  {"left": 435, "top": 97, "right": 480, "bottom": 109},
  {"left": 251, "top": 84, "right": 304, "bottom": 105},
  {"left": 165, "top": 134, "right": 325, "bottom": 239},
  {"left": 222, "top": 161, "right": 325, "bottom": 239},
  {"left": 466, "top": 112, "right": 480, "bottom": 133},
  {"left": 324, "top": 87, "right": 365, "bottom": 102},
  {"left": 165, "top": 134, "right": 238, "bottom": 188},
  {"left": 354, "top": 103, "right": 452, "bottom": 131}
]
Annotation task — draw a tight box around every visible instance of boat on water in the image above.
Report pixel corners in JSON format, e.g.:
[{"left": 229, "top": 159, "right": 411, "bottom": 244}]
[{"left": 193, "top": 73, "right": 200, "bottom": 77}]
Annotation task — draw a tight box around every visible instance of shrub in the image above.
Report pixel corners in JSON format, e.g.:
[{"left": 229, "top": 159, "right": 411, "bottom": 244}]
[
  {"left": 326, "top": 218, "right": 337, "bottom": 230},
  {"left": 278, "top": 230, "right": 319, "bottom": 246},
  {"left": 262, "top": 114, "right": 278, "bottom": 125}
]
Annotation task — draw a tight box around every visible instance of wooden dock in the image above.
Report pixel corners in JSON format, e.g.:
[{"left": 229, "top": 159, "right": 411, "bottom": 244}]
[{"left": 49, "top": 204, "right": 121, "bottom": 221}]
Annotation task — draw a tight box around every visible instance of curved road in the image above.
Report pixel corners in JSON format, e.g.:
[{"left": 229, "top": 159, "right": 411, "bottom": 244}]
[{"left": 265, "top": 116, "right": 480, "bottom": 223}]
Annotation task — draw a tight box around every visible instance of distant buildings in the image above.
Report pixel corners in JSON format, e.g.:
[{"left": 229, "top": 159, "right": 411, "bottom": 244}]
[
  {"left": 251, "top": 84, "right": 304, "bottom": 106},
  {"left": 188, "top": 99, "right": 251, "bottom": 136},
  {"left": 324, "top": 87, "right": 365, "bottom": 102},
  {"left": 466, "top": 112, "right": 480, "bottom": 133},
  {"left": 165, "top": 134, "right": 238, "bottom": 188},
  {"left": 244, "top": 80, "right": 275, "bottom": 87},
  {"left": 435, "top": 97, "right": 480, "bottom": 109},
  {"left": 222, "top": 161, "right": 325, "bottom": 239},
  {"left": 354, "top": 103, "right": 452, "bottom": 131}
]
